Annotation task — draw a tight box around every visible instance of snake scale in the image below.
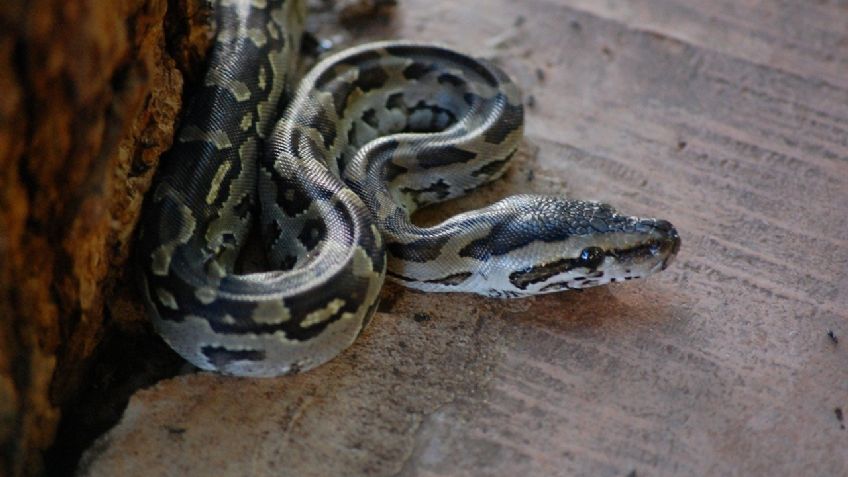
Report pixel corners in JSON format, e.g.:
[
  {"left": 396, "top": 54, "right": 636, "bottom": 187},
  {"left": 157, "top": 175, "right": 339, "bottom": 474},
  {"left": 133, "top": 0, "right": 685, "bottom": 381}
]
[{"left": 137, "top": 0, "right": 681, "bottom": 377}]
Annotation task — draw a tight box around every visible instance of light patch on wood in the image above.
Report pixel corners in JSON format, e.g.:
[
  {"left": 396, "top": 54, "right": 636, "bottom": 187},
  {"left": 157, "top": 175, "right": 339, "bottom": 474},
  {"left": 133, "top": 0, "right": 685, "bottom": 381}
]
[{"left": 301, "top": 298, "right": 346, "bottom": 328}]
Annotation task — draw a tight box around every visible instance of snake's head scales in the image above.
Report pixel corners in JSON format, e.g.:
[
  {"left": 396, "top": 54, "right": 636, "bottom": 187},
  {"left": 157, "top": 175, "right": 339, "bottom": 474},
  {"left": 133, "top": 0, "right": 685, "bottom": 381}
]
[{"left": 477, "top": 196, "right": 681, "bottom": 296}]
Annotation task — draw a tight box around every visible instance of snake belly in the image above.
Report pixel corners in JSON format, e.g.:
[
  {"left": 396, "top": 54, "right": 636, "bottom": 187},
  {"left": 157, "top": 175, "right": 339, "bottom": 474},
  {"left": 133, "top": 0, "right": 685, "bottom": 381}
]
[{"left": 137, "top": 0, "right": 681, "bottom": 377}]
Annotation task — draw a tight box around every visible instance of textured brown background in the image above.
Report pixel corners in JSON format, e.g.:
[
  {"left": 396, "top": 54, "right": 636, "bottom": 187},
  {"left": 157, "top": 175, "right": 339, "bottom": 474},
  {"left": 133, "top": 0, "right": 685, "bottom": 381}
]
[
  {"left": 81, "top": 0, "right": 848, "bottom": 476},
  {"left": 2, "top": 0, "right": 847, "bottom": 476}
]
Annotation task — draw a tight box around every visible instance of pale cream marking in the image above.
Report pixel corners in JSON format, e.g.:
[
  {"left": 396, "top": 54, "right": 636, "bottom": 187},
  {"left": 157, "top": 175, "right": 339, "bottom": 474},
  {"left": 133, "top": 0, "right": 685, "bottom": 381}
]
[
  {"left": 150, "top": 198, "right": 197, "bottom": 276},
  {"left": 300, "top": 298, "right": 345, "bottom": 328},
  {"left": 371, "top": 224, "right": 383, "bottom": 248},
  {"left": 207, "top": 260, "right": 227, "bottom": 279},
  {"left": 195, "top": 287, "right": 217, "bottom": 305},
  {"left": 240, "top": 112, "right": 254, "bottom": 131},
  {"left": 246, "top": 27, "right": 267, "bottom": 47},
  {"left": 156, "top": 288, "right": 179, "bottom": 310},
  {"left": 266, "top": 20, "right": 280, "bottom": 40},
  {"left": 258, "top": 65, "right": 267, "bottom": 90},
  {"left": 206, "top": 161, "right": 231, "bottom": 205},
  {"left": 256, "top": 48, "right": 286, "bottom": 131},
  {"left": 179, "top": 125, "right": 232, "bottom": 149},
  {"left": 253, "top": 300, "right": 291, "bottom": 324},
  {"left": 206, "top": 68, "right": 252, "bottom": 102}
]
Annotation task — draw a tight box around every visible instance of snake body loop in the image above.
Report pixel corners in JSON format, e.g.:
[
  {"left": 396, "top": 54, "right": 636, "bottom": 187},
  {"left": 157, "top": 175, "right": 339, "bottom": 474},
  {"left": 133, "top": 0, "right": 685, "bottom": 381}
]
[{"left": 137, "top": 0, "right": 680, "bottom": 376}]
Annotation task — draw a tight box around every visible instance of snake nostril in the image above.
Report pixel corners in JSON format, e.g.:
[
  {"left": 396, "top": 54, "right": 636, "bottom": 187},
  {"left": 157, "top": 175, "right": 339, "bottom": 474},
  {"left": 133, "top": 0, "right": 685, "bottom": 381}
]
[{"left": 652, "top": 219, "right": 674, "bottom": 234}]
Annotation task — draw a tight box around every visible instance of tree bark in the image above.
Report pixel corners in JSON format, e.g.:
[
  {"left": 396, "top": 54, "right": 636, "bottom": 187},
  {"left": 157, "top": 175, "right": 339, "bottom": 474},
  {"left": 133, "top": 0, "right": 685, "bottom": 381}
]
[{"left": 0, "top": 1, "right": 209, "bottom": 475}]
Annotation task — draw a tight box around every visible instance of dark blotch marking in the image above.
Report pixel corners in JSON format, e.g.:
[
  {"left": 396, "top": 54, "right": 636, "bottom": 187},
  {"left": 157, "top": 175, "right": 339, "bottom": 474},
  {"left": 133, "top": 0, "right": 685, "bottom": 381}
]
[
  {"left": 278, "top": 254, "right": 297, "bottom": 270},
  {"left": 416, "top": 145, "right": 476, "bottom": 169},
  {"left": 400, "top": 179, "right": 451, "bottom": 206},
  {"left": 385, "top": 44, "right": 499, "bottom": 87},
  {"left": 233, "top": 193, "right": 253, "bottom": 220},
  {"left": 472, "top": 150, "right": 515, "bottom": 177},
  {"left": 385, "top": 92, "right": 405, "bottom": 110},
  {"left": 483, "top": 98, "right": 523, "bottom": 144},
  {"left": 384, "top": 160, "right": 408, "bottom": 182},
  {"left": 362, "top": 108, "right": 380, "bottom": 129},
  {"left": 201, "top": 346, "right": 266, "bottom": 368},
  {"left": 353, "top": 62, "right": 390, "bottom": 92},
  {"left": 287, "top": 126, "right": 325, "bottom": 161},
  {"left": 402, "top": 61, "right": 438, "bottom": 80},
  {"left": 324, "top": 78, "right": 357, "bottom": 116},
  {"left": 297, "top": 217, "right": 326, "bottom": 249},
  {"left": 437, "top": 72, "right": 465, "bottom": 88},
  {"left": 303, "top": 105, "right": 337, "bottom": 148},
  {"left": 387, "top": 235, "right": 452, "bottom": 262},
  {"left": 264, "top": 220, "right": 283, "bottom": 253},
  {"left": 459, "top": 216, "right": 570, "bottom": 260},
  {"left": 273, "top": 170, "right": 311, "bottom": 217}
]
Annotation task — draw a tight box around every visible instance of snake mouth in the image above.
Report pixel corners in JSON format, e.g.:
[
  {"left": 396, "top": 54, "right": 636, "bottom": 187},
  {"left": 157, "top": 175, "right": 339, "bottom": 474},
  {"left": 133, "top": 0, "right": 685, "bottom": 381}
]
[
  {"left": 660, "top": 224, "right": 681, "bottom": 270},
  {"left": 608, "top": 219, "right": 681, "bottom": 272}
]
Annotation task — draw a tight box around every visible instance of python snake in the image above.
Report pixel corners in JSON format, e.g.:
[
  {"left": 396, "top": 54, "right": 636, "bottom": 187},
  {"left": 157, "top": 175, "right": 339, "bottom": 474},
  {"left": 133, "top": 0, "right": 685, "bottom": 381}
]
[{"left": 137, "top": 0, "right": 681, "bottom": 377}]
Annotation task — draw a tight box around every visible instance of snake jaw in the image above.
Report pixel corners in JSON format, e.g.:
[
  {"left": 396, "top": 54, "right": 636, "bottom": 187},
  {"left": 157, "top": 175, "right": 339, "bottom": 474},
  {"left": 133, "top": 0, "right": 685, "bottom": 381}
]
[{"left": 477, "top": 203, "right": 681, "bottom": 295}]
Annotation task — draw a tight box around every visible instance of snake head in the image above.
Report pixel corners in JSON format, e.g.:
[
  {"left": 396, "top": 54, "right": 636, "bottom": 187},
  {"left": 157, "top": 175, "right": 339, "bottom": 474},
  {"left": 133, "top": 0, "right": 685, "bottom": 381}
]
[{"left": 476, "top": 196, "right": 681, "bottom": 296}]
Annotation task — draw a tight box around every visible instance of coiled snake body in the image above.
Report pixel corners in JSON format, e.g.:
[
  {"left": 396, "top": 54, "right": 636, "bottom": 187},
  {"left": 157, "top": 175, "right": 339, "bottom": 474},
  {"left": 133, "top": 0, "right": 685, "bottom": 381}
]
[{"left": 137, "top": 0, "right": 681, "bottom": 376}]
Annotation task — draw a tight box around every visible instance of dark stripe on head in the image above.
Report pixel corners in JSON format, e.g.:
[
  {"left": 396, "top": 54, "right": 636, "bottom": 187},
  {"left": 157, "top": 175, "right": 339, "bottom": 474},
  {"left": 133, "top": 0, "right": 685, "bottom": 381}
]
[
  {"left": 509, "top": 258, "right": 582, "bottom": 290},
  {"left": 425, "top": 272, "right": 472, "bottom": 286},
  {"left": 387, "top": 270, "right": 417, "bottom": 282},
  {"left": 539, "top": 281, "right": 577, "bottom": 293}
]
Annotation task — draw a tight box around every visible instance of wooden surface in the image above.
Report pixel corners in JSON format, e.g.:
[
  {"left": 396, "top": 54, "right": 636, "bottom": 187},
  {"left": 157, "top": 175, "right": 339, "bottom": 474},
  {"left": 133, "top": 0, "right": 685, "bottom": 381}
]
[{"left": 80, "top": 1, "right": 848, "bottom": 476}]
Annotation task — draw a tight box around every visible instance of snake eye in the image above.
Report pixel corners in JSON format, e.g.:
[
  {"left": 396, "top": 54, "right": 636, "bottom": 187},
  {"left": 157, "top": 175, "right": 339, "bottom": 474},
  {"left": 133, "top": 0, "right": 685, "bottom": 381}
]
[{"left": 577, "top": 247, "right": 605, "bottom": 269}]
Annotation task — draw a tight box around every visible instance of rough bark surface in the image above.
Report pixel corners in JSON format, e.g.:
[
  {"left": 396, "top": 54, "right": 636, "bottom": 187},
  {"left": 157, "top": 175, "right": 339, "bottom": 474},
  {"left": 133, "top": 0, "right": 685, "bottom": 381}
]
[{"left": 0, "top": 1, "right": 210, "bottom": 475}]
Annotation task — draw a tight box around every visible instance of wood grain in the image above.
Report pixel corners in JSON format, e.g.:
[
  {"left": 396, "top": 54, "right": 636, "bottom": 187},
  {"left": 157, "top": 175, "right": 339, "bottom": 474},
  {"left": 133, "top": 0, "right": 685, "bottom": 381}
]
[{"left": 80, "top": 1, "right": 848, "bottom": 476}]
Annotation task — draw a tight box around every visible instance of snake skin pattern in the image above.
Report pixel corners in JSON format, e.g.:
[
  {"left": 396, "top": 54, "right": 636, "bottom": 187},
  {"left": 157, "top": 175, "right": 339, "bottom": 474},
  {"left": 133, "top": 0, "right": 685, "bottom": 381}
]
[{"left": 136, "top": 0, "right": 681, "bottom": 377}]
